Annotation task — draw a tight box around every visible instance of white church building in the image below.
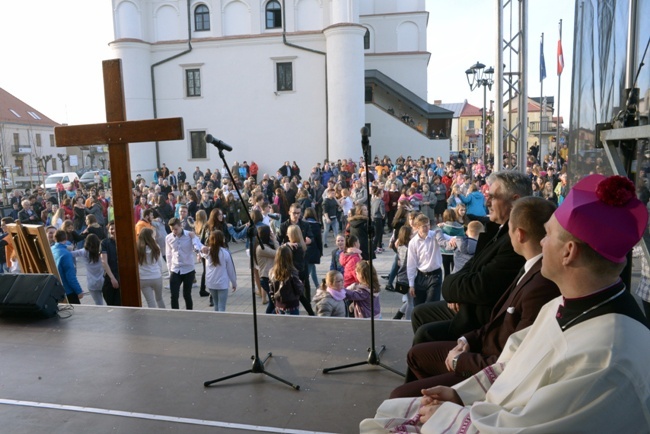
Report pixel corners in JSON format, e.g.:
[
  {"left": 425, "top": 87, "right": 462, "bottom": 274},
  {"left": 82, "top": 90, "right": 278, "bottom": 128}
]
[{"left": 110, "top": 0, "right": 452, "bottom": 179}]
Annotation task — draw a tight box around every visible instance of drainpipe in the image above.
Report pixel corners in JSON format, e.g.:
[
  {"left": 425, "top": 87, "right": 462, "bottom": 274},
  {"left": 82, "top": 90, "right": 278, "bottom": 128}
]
[
  {"left": 280, "top": 0, "right": 329, "bottom": 161},
  {"left": 151, "top": 0, "right": 193, "bottom": 167}
]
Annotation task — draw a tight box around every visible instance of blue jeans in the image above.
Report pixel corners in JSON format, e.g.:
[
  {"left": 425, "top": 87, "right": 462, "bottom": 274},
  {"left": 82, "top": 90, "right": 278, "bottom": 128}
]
[
  {"left": 276, "top": 306, "right": 300, "bottom": 315},
  {"left": 209, "top": 288, "right": 228, "bottom": 312},
  {"left": 308, "top": 264, "right": 319, "bottom": 289},
  {"left": 170, "top": 270, "right": 195, "bottom": 310},
  {"left": 322, "top": 216, "right": 339, "bottom": 243},
  {"left": 413, "top": 268, "right": 442, "bottom": 306},
  {"left": 387, "top": 254, "right": 399, "bottom": 285}
]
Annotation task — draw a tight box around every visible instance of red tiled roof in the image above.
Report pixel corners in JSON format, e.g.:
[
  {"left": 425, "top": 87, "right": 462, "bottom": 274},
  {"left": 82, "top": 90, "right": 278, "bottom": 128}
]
[
  {"left": 460, "top": 102, "right": 482, "bottom": 117},
  {"left": 0, "top": 87, "right": 59, "bottom": 126}
]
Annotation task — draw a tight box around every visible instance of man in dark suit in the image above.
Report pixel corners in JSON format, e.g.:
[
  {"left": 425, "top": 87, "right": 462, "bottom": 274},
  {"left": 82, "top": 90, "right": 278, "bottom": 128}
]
[
  {"left": 412, "top": 171, "right": 533, "bottom": 344},
  {"left": 391, "top": 197, "right": 560, "bottom": 398}
]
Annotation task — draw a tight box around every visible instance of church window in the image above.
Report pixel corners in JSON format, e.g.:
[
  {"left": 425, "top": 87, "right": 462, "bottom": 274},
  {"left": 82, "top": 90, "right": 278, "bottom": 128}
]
[
  {"left": 186, "top": 68, "right": 201, "bottom": 97},
  {"left": 50, "top": 134, "right": 55, "bottom": 147},
  {"left": 194, "top": 5, "right": 210, "bottom": 31},
  {"left": 36, "top": 134, "right": 42, "bottom": 147},
  {"left": 190, "top": 131, "right": 207, "bottom": 159},
  {"left": 266, "top": 1, "right": 282, "bottom": 29},
  {"left": 276, "top": 62, "right": 293, "bottom": 91},
  {"left": 364, "top": 29, "right": 370, "bottom": 49}
]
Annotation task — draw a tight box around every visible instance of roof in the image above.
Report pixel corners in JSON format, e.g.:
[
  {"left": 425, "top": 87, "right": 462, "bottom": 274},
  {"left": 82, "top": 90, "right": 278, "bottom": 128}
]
[
  {"left": 437, "top": 102, "right": 465, "bottom": 118},
  {"left": 0, "top": 87, "right": 59, "bottom": 127},
  {"left": 365, "top": 70, "right": 453, "bottom": 120},
  {"left": 460, "top": 102, "right": 482, "bottom": 117}
]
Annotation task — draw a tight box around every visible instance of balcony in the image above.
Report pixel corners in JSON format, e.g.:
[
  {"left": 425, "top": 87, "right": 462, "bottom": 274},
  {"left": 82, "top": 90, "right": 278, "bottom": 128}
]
[
  {"left": 529, "top": 120, "right": 558, "bottom": 134},
  {"left": 12, "top": 145, "right": 32, "bottom": 155}
]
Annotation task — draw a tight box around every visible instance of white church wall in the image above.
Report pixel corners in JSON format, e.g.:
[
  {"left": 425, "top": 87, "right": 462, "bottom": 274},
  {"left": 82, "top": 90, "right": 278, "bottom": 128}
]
[
  {"left": 295, "top": 0, "right": 323, "bottom": 31},
  {"left": 396, "top": 21, "right": 419, "bottom": 52},
  {"left": 154, "top": 4, "right": 181, "bottom": 42},
  {"left": 115, "top": 1, "right": 143, "bottom": 40},
  {"left": 364, "top": 12, "right": 427, "bottom": 53},
  {"left": 222, "top": 0, "right": 252, "bottom": 36},
  {"left": 145, "top": 36, "right": 328, "bottom": 179},
  {"left": 365, "top": 104, "right": 449, "bottom": 162},
  {"left": 371, "top": 0, "right": 425, "bottom": 14}
]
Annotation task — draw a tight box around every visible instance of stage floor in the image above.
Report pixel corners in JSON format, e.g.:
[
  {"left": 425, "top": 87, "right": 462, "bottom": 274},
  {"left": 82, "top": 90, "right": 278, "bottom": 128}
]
[{"left": 0, "top": 305, "right": 411, "bottom": 433}]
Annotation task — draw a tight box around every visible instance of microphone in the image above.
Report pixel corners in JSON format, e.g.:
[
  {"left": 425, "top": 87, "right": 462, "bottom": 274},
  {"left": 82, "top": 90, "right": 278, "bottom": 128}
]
[
  {"left": 360, "top": 126, "right": 369, "bottom": 154},
  {"left": 205, "top": 134, "right": 233, "bottom": 152}
]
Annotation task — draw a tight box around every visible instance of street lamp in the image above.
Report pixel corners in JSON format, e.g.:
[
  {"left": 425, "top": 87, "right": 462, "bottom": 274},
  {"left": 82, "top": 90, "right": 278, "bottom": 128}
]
[{"left": 466, "top": 62, "right": 494, "bottom": 161}]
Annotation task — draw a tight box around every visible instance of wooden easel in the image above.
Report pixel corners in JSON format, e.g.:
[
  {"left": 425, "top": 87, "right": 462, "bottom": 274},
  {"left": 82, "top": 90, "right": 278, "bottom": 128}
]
[
  {"left": 6, "top": 222, "right": 59, "bottom": 279},
  {"left": 5, "top": 221, "right": 68, "bottom": 304}
]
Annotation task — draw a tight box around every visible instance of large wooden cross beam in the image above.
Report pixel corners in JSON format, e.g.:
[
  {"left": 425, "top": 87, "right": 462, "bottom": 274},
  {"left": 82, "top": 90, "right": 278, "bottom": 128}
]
[{"left": 54, "top": 59, "right": 184, "bottom": 307}]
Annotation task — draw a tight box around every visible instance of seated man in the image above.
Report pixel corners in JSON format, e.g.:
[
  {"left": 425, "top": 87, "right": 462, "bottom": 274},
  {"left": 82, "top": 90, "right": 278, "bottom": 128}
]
[
  {"left": 361, "top": 174, "right": 650, "bottom": 433},
  {"left": 391, "top": 197, "right": 560, "bottom": 398},
  {"left": 411, "top": 171, "right": 532, "bottom": 344}
]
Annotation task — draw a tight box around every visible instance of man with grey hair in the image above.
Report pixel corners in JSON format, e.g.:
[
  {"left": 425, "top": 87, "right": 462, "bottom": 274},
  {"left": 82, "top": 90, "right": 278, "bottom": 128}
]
[{"left": 411, "top": 170, "right": 532, "bottom": 344}]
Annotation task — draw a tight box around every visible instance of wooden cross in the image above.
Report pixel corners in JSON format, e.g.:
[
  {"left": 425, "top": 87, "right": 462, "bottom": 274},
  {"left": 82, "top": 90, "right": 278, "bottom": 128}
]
[{"left": 54, "top": 59, "right": 184, "bottom": 307}]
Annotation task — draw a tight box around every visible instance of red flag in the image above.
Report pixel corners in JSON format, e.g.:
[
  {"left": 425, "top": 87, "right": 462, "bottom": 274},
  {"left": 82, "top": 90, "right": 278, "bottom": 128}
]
[{"left": 557, "top": 39, "right": 564, "bottom": 75}]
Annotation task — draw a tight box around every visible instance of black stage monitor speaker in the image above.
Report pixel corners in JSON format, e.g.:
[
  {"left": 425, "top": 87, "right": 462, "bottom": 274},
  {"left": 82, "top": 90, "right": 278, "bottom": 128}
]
[{"left": 0, "top": 274, "right": 65, "bottom": 318}]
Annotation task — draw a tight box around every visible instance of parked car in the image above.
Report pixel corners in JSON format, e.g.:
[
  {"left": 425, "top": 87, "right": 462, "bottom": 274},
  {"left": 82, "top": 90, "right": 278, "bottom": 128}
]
[
  {"left": 0, "top": 178, "right": 14, "bottom": 190},
  {"left": 41, "top": 172, "right": 80, "bottom": 192},
  {"left": 79, "top": 170, "right": 111, "bottom": 189}
]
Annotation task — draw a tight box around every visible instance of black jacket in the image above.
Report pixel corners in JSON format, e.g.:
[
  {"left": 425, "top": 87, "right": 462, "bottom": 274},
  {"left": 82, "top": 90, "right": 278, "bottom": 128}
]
[{"left": 442, "top": 220, "right": 526, "bottom": 336}]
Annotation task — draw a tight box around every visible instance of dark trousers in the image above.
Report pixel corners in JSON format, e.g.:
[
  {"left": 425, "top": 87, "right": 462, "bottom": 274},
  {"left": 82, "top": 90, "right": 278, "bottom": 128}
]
[
  {"left": 170, "top": 270, "right": 195, "bottom": 310},
  {"left": 102, "top": 276, "right": 121, "bottom": 306},
  {"left": 67, "top": 292, "right": 81, "bottom": 304},
  {"left": 413, "top": 268, "right": 442, "bottom": 306},
  {"left": 442, "top": 254, "right": 454, "bottom": 277},
  {"left": 411, "top": 301, "right": 457, "bottom": 345},
  {"left": 391, "top": 340, "right": 461, "bottom": 398},
  {"left": 260, "top": 277, "right": 275, "bottom": 314},
  {"left": 373, "top": 217, "right": 384, "bottom": 251}
]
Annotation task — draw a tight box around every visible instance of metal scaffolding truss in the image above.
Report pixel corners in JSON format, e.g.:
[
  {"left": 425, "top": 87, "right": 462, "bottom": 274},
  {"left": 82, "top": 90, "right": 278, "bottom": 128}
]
[{"left": 494, "top": 0, "right": 528, "bottom": 171}]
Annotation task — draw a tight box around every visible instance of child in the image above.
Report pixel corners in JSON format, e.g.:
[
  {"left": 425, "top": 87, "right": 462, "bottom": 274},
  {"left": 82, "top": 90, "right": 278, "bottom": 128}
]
[
  {"left": 329, "top": 234, "right": 345, "bottom": 274},
  {"left": 393, "top": 226, "right": 414, "bottom": 320},
  {"left": 439, "top": 209, "right": 465, "bottom": 277},
  {"left": 313, "top": 271, "right": 346, "bottom": 317},
  {"left": 136, "top": 228, "right": 166, "bottom": 308},
  {"left": 71, "top": 234, "right": 105, "bottom": 305},
  {"left": 340, "top": 234, "right": 362, "bottom": 287},
  {"left": 452, "top": 220, "right": 484, "bottom": 272},
  {"left": 200, "top": 230, "right": 237, "bottom": 312},
  {"left": 269, "top": 245, "right": 304, "bottom": 315},
  {"left": 345, "top": 260, "right": 381, "bottom": 319}
]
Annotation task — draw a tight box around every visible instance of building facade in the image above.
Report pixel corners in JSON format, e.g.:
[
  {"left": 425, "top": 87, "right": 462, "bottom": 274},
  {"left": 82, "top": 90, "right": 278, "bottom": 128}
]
[{"left": 110, "top": 0, "right": 451, "bottom": 179}]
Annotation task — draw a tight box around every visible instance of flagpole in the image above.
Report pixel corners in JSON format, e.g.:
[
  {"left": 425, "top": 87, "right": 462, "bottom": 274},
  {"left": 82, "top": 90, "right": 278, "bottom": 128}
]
[
  {"left": 556, "top": 19, "right": 563, "bottom": 162},
  {"left": 537, "top": 32, "right": 546, "bottom": 163}
]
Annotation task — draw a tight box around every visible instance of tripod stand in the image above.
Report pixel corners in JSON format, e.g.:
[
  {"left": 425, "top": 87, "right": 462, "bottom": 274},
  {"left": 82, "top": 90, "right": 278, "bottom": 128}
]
[
  {"left": 203, "top": 140, "right": 300, "bottom": 390},
  {"left": 322, "top": 127, "right": 404, "bottom": 377}
]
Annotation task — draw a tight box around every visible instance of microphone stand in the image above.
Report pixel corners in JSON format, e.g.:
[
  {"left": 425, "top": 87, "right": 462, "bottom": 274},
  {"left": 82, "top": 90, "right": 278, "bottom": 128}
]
[
  {"left": 322, "top": 127, "right": 404, "bottom": 377},
  {"left": 204, "top": 144, "right": 300, "bottom": 390}
]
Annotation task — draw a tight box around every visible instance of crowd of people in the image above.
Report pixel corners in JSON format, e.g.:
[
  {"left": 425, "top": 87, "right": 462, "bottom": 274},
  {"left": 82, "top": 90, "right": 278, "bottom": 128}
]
[{"left": 1, "top": 146, "right": 650, "bottom": 430}]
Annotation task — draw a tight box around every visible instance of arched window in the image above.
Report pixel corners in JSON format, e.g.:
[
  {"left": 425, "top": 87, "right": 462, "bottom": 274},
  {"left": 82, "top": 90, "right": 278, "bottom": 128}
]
[
  {"left": 195, "top": 4, "right": 210, "bottom": 31},
  {"left": 266, "top": 0, "right": 282, "bottom": 29},
  {"left": 363, "top": 29, "right": 370, "bottom": 49}
]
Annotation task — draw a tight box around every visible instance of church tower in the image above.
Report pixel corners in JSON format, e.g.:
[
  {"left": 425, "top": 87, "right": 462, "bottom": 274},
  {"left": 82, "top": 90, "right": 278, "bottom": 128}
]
[{"left": 324, "top": 0, "right": 366, "bottom": 159}]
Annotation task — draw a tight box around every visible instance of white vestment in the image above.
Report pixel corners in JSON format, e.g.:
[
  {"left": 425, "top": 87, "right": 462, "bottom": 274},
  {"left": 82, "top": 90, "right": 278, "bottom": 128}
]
[{"left": 361, "top": 296, "right": 650, "bottom": 433}]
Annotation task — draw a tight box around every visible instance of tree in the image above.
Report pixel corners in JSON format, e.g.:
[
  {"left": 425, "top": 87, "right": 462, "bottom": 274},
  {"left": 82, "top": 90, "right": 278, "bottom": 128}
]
[
  {"left": 57, "top": 153, "right": 70, "bottom": 172},
  {"left": 98, "top": 157, "right": 107, "bottom": 170},
  {"left": 88, "top": 153, "right": 96, "bottom": 169},
  {"left": 36, "top": 155, "right": 53, "bottom": 173}
]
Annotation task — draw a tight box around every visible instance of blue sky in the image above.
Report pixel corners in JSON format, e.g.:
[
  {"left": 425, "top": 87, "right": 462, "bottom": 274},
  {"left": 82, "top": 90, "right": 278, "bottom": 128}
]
[{"left": 0, "top": 0, "right": 574, "bottom": 126}]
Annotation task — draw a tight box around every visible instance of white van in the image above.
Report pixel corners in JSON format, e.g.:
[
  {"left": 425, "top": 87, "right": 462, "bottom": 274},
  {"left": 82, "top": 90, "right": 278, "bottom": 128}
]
[{"left": 41, "top": 172, "right": 80, "bottom": 192}]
